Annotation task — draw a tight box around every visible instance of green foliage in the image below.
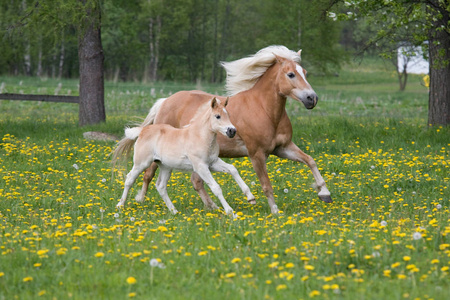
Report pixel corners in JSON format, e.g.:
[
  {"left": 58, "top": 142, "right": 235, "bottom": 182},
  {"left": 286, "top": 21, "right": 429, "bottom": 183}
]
[{"left": 0, "top": 0, "right": 344, "bottom": 82}]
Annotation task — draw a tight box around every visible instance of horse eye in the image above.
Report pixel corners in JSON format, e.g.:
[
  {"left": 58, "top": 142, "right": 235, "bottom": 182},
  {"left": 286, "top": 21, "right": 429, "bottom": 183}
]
[
  {"left": 287, "top": 72, "right": 295, "bottom": 79},
  {"left": 215, "top": 115, "right": 221, "bottom": 119}
]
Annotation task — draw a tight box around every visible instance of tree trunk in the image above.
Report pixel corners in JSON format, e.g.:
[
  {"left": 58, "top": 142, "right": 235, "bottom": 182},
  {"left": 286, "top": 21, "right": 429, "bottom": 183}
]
[
  {"left": 148, "top": 15, "right": 161, "bottom": 81},
  {"left": 78, "top": 0, "right": 105, "bottom": 126},
  {"left": 427, "top": 7, "right": 450, "bottom": 126},
  {"left": 58, "top": 37, "right": 65, "bottom": 79}
]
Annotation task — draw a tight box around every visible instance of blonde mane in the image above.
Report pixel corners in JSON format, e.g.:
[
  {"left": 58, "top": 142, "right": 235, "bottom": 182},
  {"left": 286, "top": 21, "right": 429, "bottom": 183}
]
[{"left": 221, "top": 45, "right": 301, "bottom": 96}]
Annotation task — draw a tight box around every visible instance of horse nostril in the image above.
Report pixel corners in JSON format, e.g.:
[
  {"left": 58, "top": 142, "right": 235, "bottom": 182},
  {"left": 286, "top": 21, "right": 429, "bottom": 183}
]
[{"left": 227, "top": 127, "right": 236, "bottom": 138}]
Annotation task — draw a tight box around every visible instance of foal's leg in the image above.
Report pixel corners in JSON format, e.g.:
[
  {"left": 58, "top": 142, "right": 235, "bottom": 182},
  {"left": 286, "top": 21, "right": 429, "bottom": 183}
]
[
  {"left": 191, "top": 172, "right": 220, "bottom": 210},
  {"left": 135, "top": 162, "right": 158, "bottom": 203},
  {"left": 193, "top": 162, "right": 234, "bottom": 215},
  {"left": 117, "top": 164, "right": 147, "bottom": 207},
  {"left": 248, "top": 151, "right": 279, "bottom": 214},
  {"left": 210, "top": 158, "right": 256, "bottom": 204},
  {"left": 273, "top": 142, "right": 332, "bottom": 203},
  {"left": 155, "top": 167, "right": 178, "bottom": 214}
]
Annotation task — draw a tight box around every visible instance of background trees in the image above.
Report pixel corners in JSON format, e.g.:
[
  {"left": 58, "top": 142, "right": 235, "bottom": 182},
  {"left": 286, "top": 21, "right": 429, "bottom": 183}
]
[
  {"left": 1, "top": 0, "right": 343, "bottom": 82},
  {"left": 329, "top": 0, "right": 450, "bottom": 126}
]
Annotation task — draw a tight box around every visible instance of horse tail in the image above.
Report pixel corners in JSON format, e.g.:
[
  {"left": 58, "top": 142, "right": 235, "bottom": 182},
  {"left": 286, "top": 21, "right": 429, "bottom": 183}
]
[
  {"left": 141, "top": 97, "right": 167, "bottom": 127},
  {"left": 111, "top": 126, "right": 142, "bottom": 170}
]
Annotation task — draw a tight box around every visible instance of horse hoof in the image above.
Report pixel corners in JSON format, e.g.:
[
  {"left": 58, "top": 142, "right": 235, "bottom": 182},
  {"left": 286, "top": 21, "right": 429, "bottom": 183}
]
[
  {"left": 271, "top": 205, "right": 279, "bottom": 215},
  {"left": 248, "top": 198, "right": 256, "bottom": 205},
  {"left": 319, "top": 195, "right": 333, "bottom": 203}
]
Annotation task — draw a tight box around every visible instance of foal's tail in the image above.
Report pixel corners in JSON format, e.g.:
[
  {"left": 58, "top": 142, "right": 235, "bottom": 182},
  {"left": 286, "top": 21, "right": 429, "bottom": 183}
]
[
  {"left": 141, "top": 97, "right": 167, "bottom": 127},
  {"left": 111, "top": 127, "right": 143, "bottom": 170}
]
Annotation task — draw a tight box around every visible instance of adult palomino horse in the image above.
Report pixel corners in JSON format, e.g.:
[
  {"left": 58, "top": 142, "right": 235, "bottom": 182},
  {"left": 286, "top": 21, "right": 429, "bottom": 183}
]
[
  {"left": 112, "top": 97, "right": 255, "bottom": 215},
  {"left": 137, "top": 45, "right": 332, "bottom": 214}
]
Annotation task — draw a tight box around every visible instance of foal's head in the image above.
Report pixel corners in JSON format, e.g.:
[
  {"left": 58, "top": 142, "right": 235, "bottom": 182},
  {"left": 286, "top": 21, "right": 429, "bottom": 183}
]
[
  {"left": 274, "top": 53, "right": 318, "bottom": 109},
  {"left": 209, "top": 97, "right": 236, "bottom": 138}
]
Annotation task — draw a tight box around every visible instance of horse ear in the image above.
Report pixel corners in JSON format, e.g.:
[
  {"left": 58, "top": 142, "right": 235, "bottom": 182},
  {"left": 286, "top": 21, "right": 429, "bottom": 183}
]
[
  {"left": 224, "top": 97, "right": 229, "bottom": 107},
  {"left": 298, "top": 49, "right": 302, "bottom": 58},
  {"left": 211, "top": 97, "right": 217, "bottom": 108},
  {"left": 273, "top": 53, "right": 285, "bottom": 64}
]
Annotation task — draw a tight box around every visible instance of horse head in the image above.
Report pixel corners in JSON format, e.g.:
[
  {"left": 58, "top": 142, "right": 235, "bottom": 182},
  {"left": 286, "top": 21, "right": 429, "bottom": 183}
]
[
  {"left": 210, "top": 97, "right": 236, "bottom": 138},
  {"left": 274, "top": 53, "right": 318, "bottom": 109}
]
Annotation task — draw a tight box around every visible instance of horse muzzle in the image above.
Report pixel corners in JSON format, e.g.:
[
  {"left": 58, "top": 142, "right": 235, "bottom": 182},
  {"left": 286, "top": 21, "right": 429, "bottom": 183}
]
[
  {"left": 292, "top": 89, "right": 318, "bottom": 109},
  {"left": 226, "top": 127, "right": 237, "bottom": 138}
]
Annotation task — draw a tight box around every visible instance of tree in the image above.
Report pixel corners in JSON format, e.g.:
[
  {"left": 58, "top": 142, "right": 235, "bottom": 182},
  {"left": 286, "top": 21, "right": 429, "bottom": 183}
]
[
  {"left": 329, "top": 0, "right": 450, "bottom": 126},
  {"left": 2, "top": 0, "right": 105, "bottom": 126},
  {"left": 77, "top": 0, "right": 105, "bottom": 126}
]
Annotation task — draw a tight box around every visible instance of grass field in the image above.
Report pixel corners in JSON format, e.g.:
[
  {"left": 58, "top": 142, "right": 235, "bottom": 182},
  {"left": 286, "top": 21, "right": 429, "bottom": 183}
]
[{"left": 0, "top": 59, "right": 449, "bottom": 299}]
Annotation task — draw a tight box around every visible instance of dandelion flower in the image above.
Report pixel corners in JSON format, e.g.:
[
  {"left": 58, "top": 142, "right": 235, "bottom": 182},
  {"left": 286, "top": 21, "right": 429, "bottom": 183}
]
[
  {"left": 412, "top": 232, "right": 422, "bottom": 240},
  {"left": 231, "top": 258, "right": 241, "bottom": 263},
  {"left": 128, "top": 292, "right": 136, "bottom": 298},
  {"left": 225, "top": 272, "right": 236, "bottom": 278},
  {"left": 283, "top": 188, "right": 289, "bottom": 193},
  {"left": 436, "top": 204, "right": 442, "bottom": 209},
  {"left": 403, "top": 256, "right": 411, "bottom": 261},
  {"left": 94, "top": 252, "right": 105, "bottom": 258},
  {"left": 72, "top": 164, "right": 79, "bottom": 170},
  {"left": 380, "top": 221, "right": 387, "bottom": 227},
  {"left": 150, "top": 259, "right": 159, "bottom": 267},
  {"left": 23, "top": 276, "right": 33, "bottom": 282},
  {"left": 126, "top": 277, "right": 137, "bottom": 285}
]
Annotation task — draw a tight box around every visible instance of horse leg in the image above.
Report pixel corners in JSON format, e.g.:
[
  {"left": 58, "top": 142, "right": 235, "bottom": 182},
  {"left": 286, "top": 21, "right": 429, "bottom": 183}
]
[
  {"left": 249, "top": 151, "right": 279, "bottom": 214},
  {"left": 273, "top": 142, "right": 332, "bottom": 203},
  {"left": 117, "top": 165, "right": 146, "bottom": 207},
  {"left": 193, "top": 162, "right": 234, "bottom": 216},
  {"left": 135, "top": 162, "right": 158, "bottom": 203},
  {"left": 191, "top": 172, "right": 220, "bottom": 210},
  {"left": 210, "top": 158, "right": 256, "bottom": 204},
  {"left": 155, "top": 167, "right": 178, "bottom": 214}
]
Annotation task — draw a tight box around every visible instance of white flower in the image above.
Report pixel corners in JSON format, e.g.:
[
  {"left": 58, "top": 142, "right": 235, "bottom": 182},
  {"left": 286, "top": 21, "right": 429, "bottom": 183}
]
[
  {"left": 283, "top": 188, "right": 289, "bottom": 194},
  {"left": 251, "top": 181, "right": 256, "bottom": 186},
  {"left": 380, "top": 221, "right": 388, "bottom": 227},
  {"left": 101, "top": 178, "right": 106, "bottom": 183},
  {"left": 370, "top": 165, "right": 375, "bottom": 170},
  {"left": 72, "top": 164, "right": 79, "bottom": 170},
  {"left": 150, "top": 259, "right": 159, "bottom": 267},
  {"left": 114, "top": 213, "right": 119, "bottom": 218},
  {"left": 100, "top": 209, "right": 105, "bottom": 213},
  {"left": 372, "top": 251, "right": 381, "bottom": 258},
  {"left": 413, "top": 232, "right": 422, "bottom": 240},
  {"left": 397, "top": 187, "right": 402, "bottom": 192},
  {"left": 436, "top": 204, "right": 442, "bottom": 209},
  {"left": 328, "top": 12, "right": 337, "bottom": 21},
  {"left": 158, "top": 219, "right": 166, "bottom": 224},
  {"left": 130, "top": 217, "right": 136, "bottom": 222}
]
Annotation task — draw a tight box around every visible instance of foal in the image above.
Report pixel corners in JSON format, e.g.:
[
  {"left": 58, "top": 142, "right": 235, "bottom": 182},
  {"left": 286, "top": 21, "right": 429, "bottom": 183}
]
[{"left": 112, "top": 97, "right": 255, "bottom": 215}]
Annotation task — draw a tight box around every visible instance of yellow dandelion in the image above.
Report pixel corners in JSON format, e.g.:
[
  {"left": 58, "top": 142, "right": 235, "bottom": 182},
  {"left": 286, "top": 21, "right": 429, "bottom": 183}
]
[
  {"left": 304, "top": 264, "right": 315, "bottom": 271},
  {"left": 309, "top": 290, "right": 321, "bottom": 297},
  {"left": 403, "top": 256, "right": 411, "bottom": 261},
  {"left": 225, "top": 272, "right": 236, "bottom": 278},
  {"left": 0, "top": 272, "right": 4, "bottom": 277},
  {"left": 285, "top": 262, "right": 294, "bottom": 268},
  {"left": 126, "top": 277, "right": 137, "bottom": 285},
  {"left": 276, "top": 284, "right": 287, "bottom": 291},
  {"left": 231, "top": 258, "right": 241, "bottom": 264},
  {"left": 94, "top": 252, "right": 105, "bottom": 258},
  {"left": 198, "top": 251, "right": 208, "bottom": 256},
  {"left": 23, "top": 276, "right": 33, "bottom": 282},
  {"left": 128, "top": 292, "right": 137, "bottom": 297}
]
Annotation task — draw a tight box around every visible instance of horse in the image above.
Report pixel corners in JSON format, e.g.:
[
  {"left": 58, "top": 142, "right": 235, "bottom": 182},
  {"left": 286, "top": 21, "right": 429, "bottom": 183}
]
[
  {"left": 136, "top": 45, "right": 332, "bottom": 214},
  {"left": 112, "top": 97, "right": 255, "bottom": 215}
]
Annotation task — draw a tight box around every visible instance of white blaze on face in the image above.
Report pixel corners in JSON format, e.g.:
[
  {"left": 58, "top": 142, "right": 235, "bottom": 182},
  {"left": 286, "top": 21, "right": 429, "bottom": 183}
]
[{"left": 296, "top": 65, "right": 309, "bottom": 86}]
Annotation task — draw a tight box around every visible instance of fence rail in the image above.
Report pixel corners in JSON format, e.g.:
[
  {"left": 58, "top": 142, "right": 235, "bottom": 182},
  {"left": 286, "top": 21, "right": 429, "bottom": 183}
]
[{"left": 0, "top": 93, "right": 79, "bottom": 103}]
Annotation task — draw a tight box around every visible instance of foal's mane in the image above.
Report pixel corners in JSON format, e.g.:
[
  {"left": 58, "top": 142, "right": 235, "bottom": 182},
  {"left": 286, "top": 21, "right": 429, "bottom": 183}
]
[{"left": 221, "top": 45, "right": 301, "bottom": 96}]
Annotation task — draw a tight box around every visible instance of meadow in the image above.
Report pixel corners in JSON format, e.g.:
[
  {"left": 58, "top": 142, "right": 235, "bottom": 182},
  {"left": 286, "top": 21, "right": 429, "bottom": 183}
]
[{"left": 0, "top": 59, "right": 449, "bottom": 299}]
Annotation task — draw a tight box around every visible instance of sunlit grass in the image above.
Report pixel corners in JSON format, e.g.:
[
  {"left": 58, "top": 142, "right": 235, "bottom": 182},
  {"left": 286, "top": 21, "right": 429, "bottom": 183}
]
[{"left": 0, "top": 62, "right": 449, "bottom": 299}]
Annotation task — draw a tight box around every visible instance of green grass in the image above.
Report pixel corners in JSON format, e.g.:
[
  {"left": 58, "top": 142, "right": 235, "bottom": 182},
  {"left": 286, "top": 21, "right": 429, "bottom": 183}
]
[{"left": 0, "top": 60, "right": 449, "bottom": 299}]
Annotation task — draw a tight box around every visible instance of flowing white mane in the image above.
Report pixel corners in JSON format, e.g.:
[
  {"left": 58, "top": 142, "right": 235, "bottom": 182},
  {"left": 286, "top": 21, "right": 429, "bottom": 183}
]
[{"left": 221, "top": 45, "right": 301, "bottom": 96}]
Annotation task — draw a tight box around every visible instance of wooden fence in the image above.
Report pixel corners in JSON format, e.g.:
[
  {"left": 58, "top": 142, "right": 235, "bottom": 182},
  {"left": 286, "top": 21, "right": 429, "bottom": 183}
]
[{"left": 0, "top": 93, "right": 79, "bottom": 103}]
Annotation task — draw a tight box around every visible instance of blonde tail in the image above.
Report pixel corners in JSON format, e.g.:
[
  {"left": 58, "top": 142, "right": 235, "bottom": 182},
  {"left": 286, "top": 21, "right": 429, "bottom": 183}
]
[
  {"left": 141, "top": 97, "right": 167, "bottom": 127},
  {"left": 111, "top": 127, "right": 142, "bottom": 171}
]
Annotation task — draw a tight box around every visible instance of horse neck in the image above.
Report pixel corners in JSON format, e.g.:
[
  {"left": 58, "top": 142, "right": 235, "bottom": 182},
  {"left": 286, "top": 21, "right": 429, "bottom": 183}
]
[{"left": 245, "top": 63, "right": 287, "bottom": 122}]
